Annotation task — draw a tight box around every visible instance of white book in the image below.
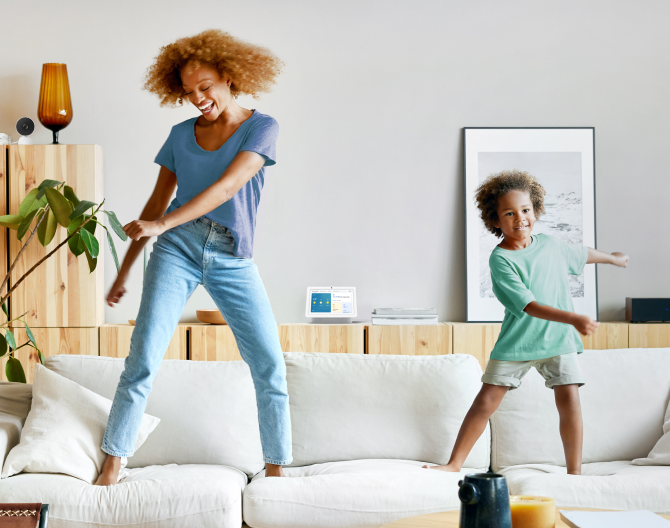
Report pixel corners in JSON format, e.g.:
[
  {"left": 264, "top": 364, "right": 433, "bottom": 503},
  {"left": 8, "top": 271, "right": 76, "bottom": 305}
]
[
  {"left": 372, "top": 318, "right": 439, "bottom": 325},
  {"left": 560, "top": 510, "right": 670, "bottom": 528},
  {"left": 373, "top": 308, "right": 437, "bottom": 315}
]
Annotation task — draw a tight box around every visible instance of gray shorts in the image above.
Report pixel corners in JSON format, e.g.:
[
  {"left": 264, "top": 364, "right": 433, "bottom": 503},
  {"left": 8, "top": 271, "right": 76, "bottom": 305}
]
[{"left": 482, "top": 352, "right": 585, "bottom": 390}]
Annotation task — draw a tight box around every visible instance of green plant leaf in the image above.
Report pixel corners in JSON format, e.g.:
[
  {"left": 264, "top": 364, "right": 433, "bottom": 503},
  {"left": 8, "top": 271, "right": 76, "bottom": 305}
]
[
  {"left": 0, "top": 215, "right": 23, "bottom": 229},
  {"left": 6, "top": 356, "right": 26, "bottom": 383},
  {"left": 102, "top": 225, "right": 120, "bottom": 273},
  {"left": 1, "top": 302, "right": 8, "bottom": 318},
  {"left": 102, "top": 210, "right": 128, "bottom": 241},
  {"left": 37, "top": 208, "right": 58, "bottom": 247},
  {"left": 67, "top": 232, "right": 85, "bottom": 257},
  {"left": 69, "top": 200, "right": 96, "bottom": 220},
  {"left": 63, "top": 185, "right": 80, "bottom": 206},
  {"left": 38, "top": 349, "right": 46, "bottom": 365},
  {"left": 79, "top": 229, "right": 99, "bottom": 258},
  {"left": 0, "top": 334, "right": 6, "bottom": 358},
  {"left": 25, "top": 323, "right": 36, "bottom": 347},
  {"left": 17, "top": 209, "right": 39, "bottom": 240},
  {"left": 83, "top": 215, "right": 97, "bottom": 235},
  {"left": 45, "top": 188, "right": 72, "bottom": 228},
  {"left": 18, "top": 189, "right": 40, "bottom": 218},
  {"left": 38, "top": 179, "right": 62, "bottom": 191},
  {"left": 67, "top": 214, "right": 83, "bottom": 235},
  {"left": 5, "top": 329, "right": 16, "bottom": 350},
  {"left": 84, "top": 245, "right": 97, "bottom": 273}
]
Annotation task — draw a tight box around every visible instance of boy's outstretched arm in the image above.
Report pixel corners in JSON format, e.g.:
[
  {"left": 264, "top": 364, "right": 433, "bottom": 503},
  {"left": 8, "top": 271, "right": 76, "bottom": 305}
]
[
  {"left": 587, "top": 248, "right": 629, "bottom": 267},
  {"left": 524, "top": 301, "right": 599, "bottom": 336}
]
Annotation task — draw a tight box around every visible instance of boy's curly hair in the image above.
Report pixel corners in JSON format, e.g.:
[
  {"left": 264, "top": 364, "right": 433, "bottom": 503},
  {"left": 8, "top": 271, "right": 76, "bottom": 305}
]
[
  {"left": 475, "top": 169, "right": 546, "bottom": 238},
  {"left": 143, "top": 29, "right": 283, "bottom": 107}
]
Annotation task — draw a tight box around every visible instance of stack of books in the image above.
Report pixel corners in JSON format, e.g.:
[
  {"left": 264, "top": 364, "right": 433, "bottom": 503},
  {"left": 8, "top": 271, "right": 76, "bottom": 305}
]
[{"left": 371, "top": 308, "right": 439, "bottom": 325}]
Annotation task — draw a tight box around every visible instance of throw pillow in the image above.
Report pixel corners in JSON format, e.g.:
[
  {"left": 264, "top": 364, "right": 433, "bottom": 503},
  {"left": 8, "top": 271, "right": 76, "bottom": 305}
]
[
  {"left": 633, "top": 396, "right": 670, "bottom": 465},
  {"left": 1, "top": 364, "right": 160, "bottom": 483}
]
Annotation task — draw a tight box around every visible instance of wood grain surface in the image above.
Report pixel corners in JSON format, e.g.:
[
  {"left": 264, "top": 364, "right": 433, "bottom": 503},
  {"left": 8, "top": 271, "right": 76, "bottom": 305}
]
[
  {"left": 628, "top": 323, "right": 670, "bottom": 348},
  {"left": 8, "top": 145, "right": 104, "bottom": 327},
  {"left": 190, "top": 323, "right": 242, "bottom": 361},
  {"left": 1, "top": 327, "right": 98, "bottom": 383},
  {"left": 99, "top": 324, "right": 187, "bottom": 360},
  {"left": 367, "top": 323, "right": 452, "bottom": 355},
  {"left": 451, "top": 323, "right": 502, "bottom": 369},
  {"left": 279, "top": 324, "right": 365, "bottom": 354},
  {"left": 581, "top": 322, "right": 629, "bottom": 349}
]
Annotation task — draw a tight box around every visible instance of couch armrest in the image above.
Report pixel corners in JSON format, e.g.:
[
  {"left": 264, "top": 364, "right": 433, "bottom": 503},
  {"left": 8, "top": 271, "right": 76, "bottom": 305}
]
[{"left": 0, "top": 412, "right": 22, "bottom": 469}]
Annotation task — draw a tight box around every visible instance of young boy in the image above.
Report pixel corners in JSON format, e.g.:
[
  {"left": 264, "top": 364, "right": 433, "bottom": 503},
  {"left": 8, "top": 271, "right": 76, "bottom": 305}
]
[{"left": 427, "top": 169, "right": 628, "bottom": 475}]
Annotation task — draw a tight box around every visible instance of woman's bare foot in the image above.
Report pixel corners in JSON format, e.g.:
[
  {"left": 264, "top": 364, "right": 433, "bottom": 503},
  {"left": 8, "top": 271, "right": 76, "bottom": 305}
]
[
  {"left": 94, "top": 455, "right": 122, "bottom": 486},
  {"left": 422, "top": 463, "right": 461, "bottom": 472},
  {"left": 265, "top": 463, "right": 285, "bottom": 477}
]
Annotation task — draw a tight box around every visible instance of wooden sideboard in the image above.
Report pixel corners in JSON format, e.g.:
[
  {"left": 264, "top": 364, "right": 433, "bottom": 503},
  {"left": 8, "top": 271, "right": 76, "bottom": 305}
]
[{"left": 5, "top": 322, "right": 669, "bottom": 383}]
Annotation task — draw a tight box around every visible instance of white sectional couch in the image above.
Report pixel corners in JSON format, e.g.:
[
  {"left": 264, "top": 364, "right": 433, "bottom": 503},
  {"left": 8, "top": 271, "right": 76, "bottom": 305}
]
[
  {"left": 493, "top": 348, "right": 670, "bottom": 514},
  {"left": 1, "top": 348, "right": 669, "bottom": 527}
]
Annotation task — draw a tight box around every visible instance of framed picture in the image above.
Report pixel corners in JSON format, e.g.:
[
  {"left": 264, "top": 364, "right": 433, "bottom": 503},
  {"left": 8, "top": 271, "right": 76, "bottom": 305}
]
[{"left": 464, "top": 127, "right": 597, "bottom": 322}]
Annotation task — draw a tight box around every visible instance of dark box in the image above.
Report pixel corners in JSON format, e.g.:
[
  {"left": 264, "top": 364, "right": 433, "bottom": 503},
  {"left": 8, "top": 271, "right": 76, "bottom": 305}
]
[{"left": 625, "top": 298, "right": 670, "bottom": 323}]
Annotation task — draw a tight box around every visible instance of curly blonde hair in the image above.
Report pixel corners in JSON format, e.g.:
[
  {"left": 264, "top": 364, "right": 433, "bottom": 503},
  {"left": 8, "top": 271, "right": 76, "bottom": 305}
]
[
  {"left": 475, "top": 169, "right": 546, "bottom": 238},
  {"left": 143, "top": 29, "right": 283, "bottom": 106}
]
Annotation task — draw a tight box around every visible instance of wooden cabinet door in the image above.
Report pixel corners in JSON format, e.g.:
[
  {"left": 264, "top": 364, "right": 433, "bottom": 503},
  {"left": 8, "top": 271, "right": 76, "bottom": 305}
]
[
  {"left": 8, "top": 145, "right": 104, "bottom": 327},
  {"left": 367, "top": 324, "right": 452, "bottom": 356},
  {"left": 99, "top": 324, "right": 187, "bottom": 360},
  {"left": 0, "top": 327, "right": 98, "bottom": 383},
  {"left": 279, "top": 324, "right": 365, "bottom": 354}
]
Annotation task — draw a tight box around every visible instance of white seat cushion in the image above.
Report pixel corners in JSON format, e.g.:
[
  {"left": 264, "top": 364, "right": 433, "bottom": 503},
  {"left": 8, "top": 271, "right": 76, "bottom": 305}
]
[
  {"left": 0, "top": 464, "right": 247, "bottom": 528},
  {"left": 244, "top": 459, "right": 475, "bottom": 528},
  {"left": 501, "top": 461, "right": 670, "bottom": 514},
  {"left": 491, "top": 349, "right": 670, "bottom": 471},
  {"left": 45, "top": 355, "right": 265, "bottom": 476},
  {"left": 284, "top": 352, "right": 489, "bottom": 470}
]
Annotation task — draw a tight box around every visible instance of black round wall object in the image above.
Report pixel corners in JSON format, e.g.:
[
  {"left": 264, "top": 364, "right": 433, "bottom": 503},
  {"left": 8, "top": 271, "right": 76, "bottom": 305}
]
[{"left": 16, "top": 117, "right": 35, "bottom": 136}]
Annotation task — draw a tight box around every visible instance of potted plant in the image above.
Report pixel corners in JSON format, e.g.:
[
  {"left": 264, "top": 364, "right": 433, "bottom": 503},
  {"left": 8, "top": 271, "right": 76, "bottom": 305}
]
[{"left": 0, "top": 179, "right": 127, "bottom": 382}]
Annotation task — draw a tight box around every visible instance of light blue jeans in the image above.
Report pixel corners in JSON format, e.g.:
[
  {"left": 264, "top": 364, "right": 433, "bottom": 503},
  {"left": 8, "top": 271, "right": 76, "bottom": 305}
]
[{"left": 102, "top": 217, "right": 293, "bottom": 466}]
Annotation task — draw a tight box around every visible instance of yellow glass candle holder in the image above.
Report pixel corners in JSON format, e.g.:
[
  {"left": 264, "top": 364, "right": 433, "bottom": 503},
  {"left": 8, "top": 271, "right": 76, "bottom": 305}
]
[{"left": 510, "top": 495, "right": 555, "bottom": 528}]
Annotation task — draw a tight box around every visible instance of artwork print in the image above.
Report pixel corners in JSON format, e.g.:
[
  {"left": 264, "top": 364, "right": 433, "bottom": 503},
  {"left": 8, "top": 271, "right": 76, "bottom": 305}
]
[{"left": 464, "top": 128, "right": 597, "bottom": 322}]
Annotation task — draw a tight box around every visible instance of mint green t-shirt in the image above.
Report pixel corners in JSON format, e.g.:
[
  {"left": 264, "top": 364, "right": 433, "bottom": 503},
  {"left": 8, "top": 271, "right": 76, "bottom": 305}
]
[{"left": 489, "top": 233, "right": 588, "bottom": 361}]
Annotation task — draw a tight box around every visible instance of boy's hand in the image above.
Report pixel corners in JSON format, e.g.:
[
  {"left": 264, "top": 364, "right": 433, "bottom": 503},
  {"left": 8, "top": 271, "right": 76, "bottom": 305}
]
[
  {"left": 572, "top": 314, "right": 600, "bottom": 336},
  {"left": 611, "top": 252, "right": 629, "bottom": 268}
]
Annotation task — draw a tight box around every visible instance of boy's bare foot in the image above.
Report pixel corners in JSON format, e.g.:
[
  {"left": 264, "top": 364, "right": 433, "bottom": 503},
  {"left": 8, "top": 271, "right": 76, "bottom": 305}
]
[
  {"left": 567, "top": 470, "right": 582, "bottom": 476},
  {"left": 94, "top": 455, "right": 122, "bottom": 486},
  {"left": 265, "top": 463, "right": 285, "bottom": 477},
  {"left": 422, "top": 463, "right": 461, "bottom": 472}
]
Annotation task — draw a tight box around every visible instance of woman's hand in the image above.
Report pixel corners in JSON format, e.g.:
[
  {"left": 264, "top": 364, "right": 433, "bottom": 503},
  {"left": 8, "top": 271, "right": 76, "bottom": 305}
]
[
  {"left": 123, "top": 219, "right": 167, "bottom": 241},
  {"left": 107, "top": 275, "right": 128, "bottom": 307}
]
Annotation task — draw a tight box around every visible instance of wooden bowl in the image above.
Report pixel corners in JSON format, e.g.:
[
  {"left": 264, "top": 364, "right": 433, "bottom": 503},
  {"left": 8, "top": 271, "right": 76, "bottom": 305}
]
[
  {"left": 196, "top": 309, "right": 227, "bottom": 325},
  {"left": 128, "top": 320, "right": 135, "bottom": 326}
]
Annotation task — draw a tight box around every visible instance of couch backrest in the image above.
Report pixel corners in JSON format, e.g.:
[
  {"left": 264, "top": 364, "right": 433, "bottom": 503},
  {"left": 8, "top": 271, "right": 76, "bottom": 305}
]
[
  {"left": 284, "top": 352, "right": 490, "bottom": 470},
  {"left": 45, "top": 355, "right": 264, "bottom": 476},
  {"left": 491, "top": 348, "right": 670, "bottom": 471}
]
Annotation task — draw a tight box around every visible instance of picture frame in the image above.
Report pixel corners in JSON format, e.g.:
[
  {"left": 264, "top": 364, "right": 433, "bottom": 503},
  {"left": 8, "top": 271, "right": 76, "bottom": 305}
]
[{"left": 463, "top": 127, "right": 598, "bottom": 323}]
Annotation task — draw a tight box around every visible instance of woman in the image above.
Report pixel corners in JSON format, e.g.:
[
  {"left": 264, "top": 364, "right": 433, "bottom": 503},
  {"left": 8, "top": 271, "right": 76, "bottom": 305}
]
[{"left": 95, "top": 29, "right": 292, "bottom": 485}]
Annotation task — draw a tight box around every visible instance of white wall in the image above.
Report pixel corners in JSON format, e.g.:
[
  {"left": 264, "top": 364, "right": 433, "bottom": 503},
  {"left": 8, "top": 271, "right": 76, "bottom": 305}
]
[{"left": 1, "top": 0, "right": 668, "bottom": 324}]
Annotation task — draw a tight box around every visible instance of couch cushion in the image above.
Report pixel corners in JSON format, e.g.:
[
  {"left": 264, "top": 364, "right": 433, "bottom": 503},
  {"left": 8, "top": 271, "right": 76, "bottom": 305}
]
[
  {"left": 45, "top": 355, "right": 264, "bottom": 476},
  {"left": 0, "top": 464, "right": 246, "bottom": 528},
  {"left": 244, "top": 459, "right": 471, "bottom": 527},
  {"left": 2, "top": 365, "right": 159, "bottom": 484},
  {"left": 284, "top": 352, "right": 489, "bottom": 470},
  {"left": 634, "top": 389, "right": 670, "bottom": 465},
  {"left": 491, "top": 349, "right": 670, "bottom": 471},
  {"left": 0, "top": 381, "right": 32, "bottom": 467},
  {"left": 501, "top": 461, "right": 670, "bottom": 514}
]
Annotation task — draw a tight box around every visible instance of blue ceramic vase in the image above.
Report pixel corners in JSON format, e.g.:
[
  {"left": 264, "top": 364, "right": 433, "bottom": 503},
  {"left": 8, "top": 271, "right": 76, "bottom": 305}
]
[{"left": 458, "top": 473, "right": 512, "bottom": 528}]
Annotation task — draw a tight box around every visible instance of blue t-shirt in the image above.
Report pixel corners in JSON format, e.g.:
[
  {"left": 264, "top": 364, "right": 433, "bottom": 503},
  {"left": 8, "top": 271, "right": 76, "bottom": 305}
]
[{"left": 154, "top": 110, "right": 278, "bottom": 258}]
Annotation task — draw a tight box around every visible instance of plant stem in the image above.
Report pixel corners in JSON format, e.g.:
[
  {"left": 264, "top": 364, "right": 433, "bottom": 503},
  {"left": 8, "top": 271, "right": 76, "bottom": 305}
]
[
  {"left": 0, "top": 202, "right": 105, "bottom": 307},
  {"left": 0, "top": 206, "right": 51, "bottom": 298}
]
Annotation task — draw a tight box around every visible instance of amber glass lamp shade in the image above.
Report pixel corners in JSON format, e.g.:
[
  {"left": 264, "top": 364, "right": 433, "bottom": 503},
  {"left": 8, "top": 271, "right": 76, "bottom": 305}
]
[{"left": 38, "top": 63, "right": 73, "bottom": 144}]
